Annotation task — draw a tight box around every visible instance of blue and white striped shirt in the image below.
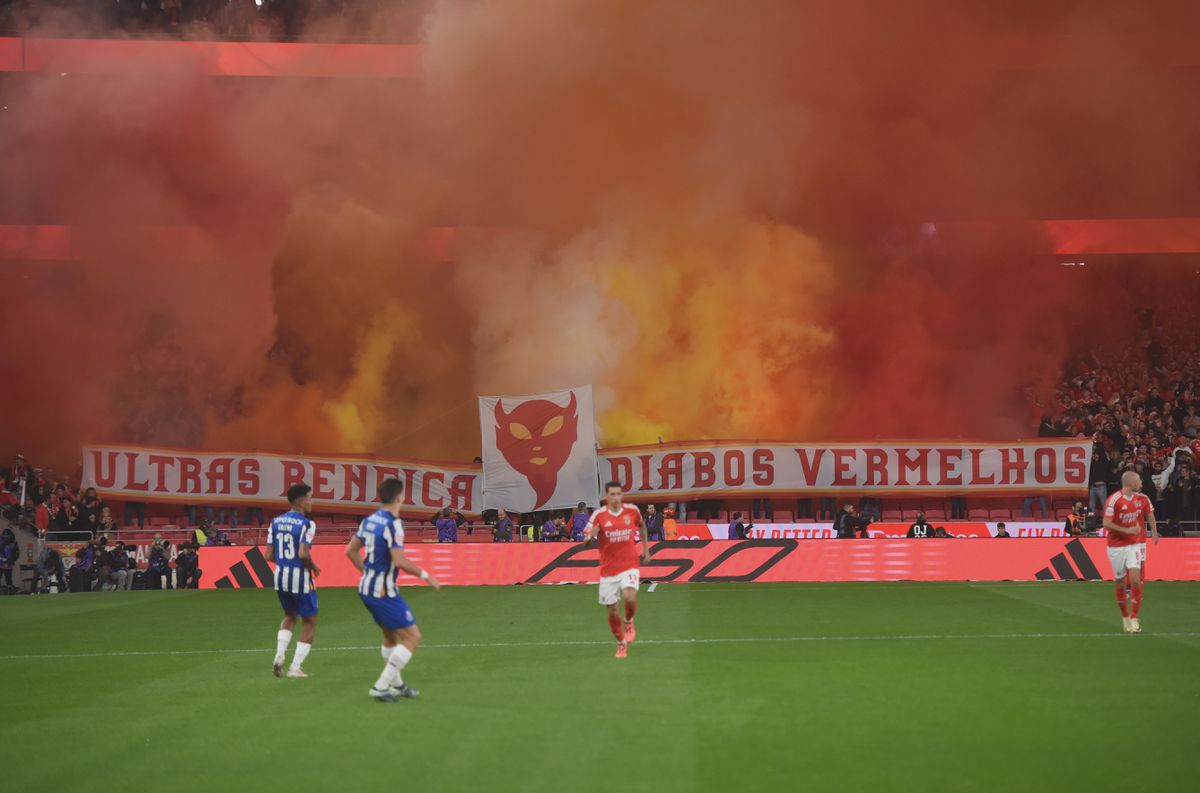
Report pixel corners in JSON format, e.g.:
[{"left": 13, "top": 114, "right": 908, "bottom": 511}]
[
  {"left": 267, "top": 510, "right": 317, "bottom": 594},
  {"left": 357, "top": 508, "right": 404, "bottom": 598}
]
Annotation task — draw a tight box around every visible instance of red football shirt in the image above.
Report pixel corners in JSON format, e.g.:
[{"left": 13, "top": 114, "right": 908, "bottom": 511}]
[
  {"left": 1103, "top": 490, "right": 1153, "bottom": 547},
  {"left": 588, "top": 504, "right": 643, "bottom": 576}
]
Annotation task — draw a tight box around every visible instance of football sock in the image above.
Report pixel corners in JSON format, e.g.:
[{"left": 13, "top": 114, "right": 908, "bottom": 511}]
[
  {"left": 375, "top": 645, "right": 414, "bottom": 689},
  {"left": 608, "top": 612, "right": 623, "bottom": 640},
  {"left": 1115, "top": 584, "right": 1129, "bottom": 617},
  {"left": 1130, "top": 582, "right": 1143, "bottom": 618},
  {"left": 291, "top": 642, "right": 311, "bottom": 670},
  {"left": 624, "top": 599, "right": 637, "bottom": 622},
  {"left": 381, "top": 645, "right": 392, "bottom": 661},
  {"left": 276, "top": 629, "right": 292, "bottom": 661}
]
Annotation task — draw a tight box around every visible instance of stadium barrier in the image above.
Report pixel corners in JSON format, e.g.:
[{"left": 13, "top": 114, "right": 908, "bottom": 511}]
[
  {"left": 199, "top": 537, "right": 1200, "bottom": 589},
  {"left": 736, "top": 521, "right": 1072, "bottom": 539}
]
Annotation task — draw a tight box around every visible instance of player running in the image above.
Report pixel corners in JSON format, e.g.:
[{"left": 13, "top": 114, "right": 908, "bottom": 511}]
[
  {"left": 1102, "top": 470, "right": 1160, "bottom": 634},
  {"left": 584, "top": 481, "right": 651, "bottom": 658},
  {"left": 344, "top": 477, "right": 441, "bottom": 702},
  {"left": 265, "top": 483, "right": 321, "bottom": 678}
]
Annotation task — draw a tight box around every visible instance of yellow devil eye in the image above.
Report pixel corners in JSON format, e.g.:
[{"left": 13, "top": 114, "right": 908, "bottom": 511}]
[
  {"left": 509, "top": 422, "right": 532, "bottom": 439},
  {"left": 542, "top": 416, "right": 564, "bottom": 436}
]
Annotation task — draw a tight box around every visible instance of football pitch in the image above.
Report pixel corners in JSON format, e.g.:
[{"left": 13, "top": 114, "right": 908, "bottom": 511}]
[{"left": 3, "top": 582, "right": 1198, "bottom": 792}]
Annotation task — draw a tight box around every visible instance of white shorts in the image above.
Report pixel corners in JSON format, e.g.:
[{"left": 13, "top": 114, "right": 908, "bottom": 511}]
[
  {"left": 598, "top": 568, "right": 640, "bottom": 605},
  {"left": 1107, "top": 543, "right": 1146, "bottom": 579}
]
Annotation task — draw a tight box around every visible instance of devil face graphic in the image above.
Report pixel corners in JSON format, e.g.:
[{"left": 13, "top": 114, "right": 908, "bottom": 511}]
[{"left": 494, "top": 392, "right": 579, "bottom": 509}]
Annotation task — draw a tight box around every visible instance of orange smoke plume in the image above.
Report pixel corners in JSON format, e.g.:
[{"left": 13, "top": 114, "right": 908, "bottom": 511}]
[{"left": 2, "top": 1, "right": 1198, "bottom": 471}]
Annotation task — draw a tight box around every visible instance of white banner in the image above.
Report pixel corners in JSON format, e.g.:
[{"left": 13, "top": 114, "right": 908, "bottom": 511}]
[
  {"left": 478, "top": 385, "right": 598, "bottom": 512},
  {"left": 599, "top": 439, "right": 1092, "bottom": 498},
  {"left": 80, "top": 444, "right": 482, "bottom": 516}
]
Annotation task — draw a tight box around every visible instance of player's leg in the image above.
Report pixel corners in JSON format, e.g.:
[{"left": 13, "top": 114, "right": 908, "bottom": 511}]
[
  {"left": 372, "top": 625, "right": 421, "bottom": 699},
  {"left": 369, "top": 599, "right": 420, "bottom": 700},
  {"left": 1107, "top": 546, "right": 1132, "bottom": 632},
  {"left": 608, "top": 602, "right": 628, "bottom": 658},
  {"left": 621, "top": 587, "right": 638, "bottom": 643},
  {"left": 599, "top": 575, "right": 626, "bottom": 656},
  {"left": 380, "top": 623, "right": 396, "bottom": 659},
  {"left": 1113, "top": 574, "right": 1131, "bottom": 632},
  {"left": 275, "top": 595, "right": 297, "bottom": 676},
  {"left": 1127, "top": 560, "right": 1144, "bottom": 633},
  {"left": 620, "top": 568, "right": 641, "bottom": 643},
  {"left": 287, "top": 610, "right": 317, "bottom": 677}
]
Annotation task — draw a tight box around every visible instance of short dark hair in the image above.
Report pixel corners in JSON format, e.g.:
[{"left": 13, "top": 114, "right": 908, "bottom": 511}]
[
  {"left": 577, "top": 501, "right": 586, "bottom": 510},
  {"left": 997, "top": 522, "right": 1006, "bottom": 528},
  {"left": 286, "top": 483, "right": 312, "bottom": 505},
  {"left": 441, "top": 507, "right": 451, "bottom": 517},
  {"left": 604, "top": 481, "right": 622, "bottom": 492},
  {"left": 732, "top": 512, "right": 742, "bottom": 520},
  {"left": 378, "top": 477, "right": 404, "bottom": 505}
]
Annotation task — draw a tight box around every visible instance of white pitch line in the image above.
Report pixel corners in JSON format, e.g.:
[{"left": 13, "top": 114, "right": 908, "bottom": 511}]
[{"left": 1, "top": 631, "right": 1198, "bottom": 661}]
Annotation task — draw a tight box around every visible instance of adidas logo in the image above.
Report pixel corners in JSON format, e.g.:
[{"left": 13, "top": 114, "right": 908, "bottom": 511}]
[
  {"left": 1033, "top": 539, "right": 1102, "bottom": 581},
  {"left": 214, "top": 547, "right": 273, "bottom": 589}
]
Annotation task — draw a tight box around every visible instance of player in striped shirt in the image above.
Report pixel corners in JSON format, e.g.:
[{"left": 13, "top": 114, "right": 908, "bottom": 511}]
[
  {"left": 345, "top": 477, "right": 441, "bottom": 702},
  {"left": 265, "top": 483, "right": 321, "bottom": 678}
]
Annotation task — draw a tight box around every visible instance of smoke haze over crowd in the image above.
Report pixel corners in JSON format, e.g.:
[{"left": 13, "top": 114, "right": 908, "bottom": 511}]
[{"left": 2, "top": 0, "right": 1199, "bottom": 470}]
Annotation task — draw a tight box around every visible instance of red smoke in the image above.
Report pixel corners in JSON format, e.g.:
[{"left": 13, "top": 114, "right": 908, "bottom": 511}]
[{"left": 2, "top": 1, "right": 1199, "bottom": 471}]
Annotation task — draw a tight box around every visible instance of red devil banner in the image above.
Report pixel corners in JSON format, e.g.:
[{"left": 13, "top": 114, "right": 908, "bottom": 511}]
[{"left": 478, "top": 386, "right": 598, "bottom": 512}]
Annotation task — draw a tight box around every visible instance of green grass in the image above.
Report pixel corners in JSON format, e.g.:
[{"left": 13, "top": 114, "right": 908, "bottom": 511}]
[{"left": 2, "top": 582, "right": 1199, "bottom": 792}]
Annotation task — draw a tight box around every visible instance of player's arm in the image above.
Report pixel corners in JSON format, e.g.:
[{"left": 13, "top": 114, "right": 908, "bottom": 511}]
[
  {"left": 637, "top": 511, "right": 650, "bottom": 564},
  {"left": 298, "top": 522, "right": 320, "bottom": 577},
  {"left": 1101, "top": 518, "right": 1139, "bottom": 535},
  {"left": 263, "top": 526, "right": 275, "bottom": 563},
  {"left": 1147, "top": 505, "right": 1160, "bottom": 545},
  {"left": 582, "top": 513, "right": 598, "bottom": 548},
  {"left": 298, "top": 544, "right": 320, "bottom": 577},
  {"left": 388, "top": 547, "right": 441, "bottom": 589},
  {"left": 344, "top": 536, "right": 365, "bottom": 572},
  {"left": 1101, "top": 496, "right": 1139, "bottom": 535}
]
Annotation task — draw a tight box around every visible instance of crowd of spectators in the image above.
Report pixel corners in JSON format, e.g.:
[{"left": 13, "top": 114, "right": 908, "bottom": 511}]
[
  {"left": 2, "top": 317, "right": 1199, "bottom": 595},
  {"left": 1038, "top": 319, "right": 1200, "bottom": 527},
  {"left": 0, "top": 452, "right": 213, "bottom": 592}
]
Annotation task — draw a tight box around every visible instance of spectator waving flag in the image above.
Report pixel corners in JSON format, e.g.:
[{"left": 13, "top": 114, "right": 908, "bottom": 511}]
[{"left": 478, "top": 386, "right": 598, "bottom": 512}]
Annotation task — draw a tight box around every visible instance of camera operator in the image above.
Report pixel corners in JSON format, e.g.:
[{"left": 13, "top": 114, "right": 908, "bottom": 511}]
[
  {"left": 93, "top": 537, "right": 118, "bottom": 591},
  {"left": 835, "top": 504, "right": 857, "bottom": 538},
  {"left": 0, "top": 530, "right": 18, "bottom": 592},
  {"left": 1065, "top": 501, "right": 1091, "bottom": 537},
  {"left": 146, "top": 534, "right": 173, "bottom": 590},
  {"left": 175, "top": 541, "right": 202, "bottom": 589},
  {"left": 727, "top": 512, "right": 753, "bottom": 540},
  {"left": 33, "top": 545, "right": 65, "bottom": 593},
  {"left": 109, "top": 541, "right": 134, "bottom": 591},
  {"left": 835, "top": 504, "right": 871, "bottom": 538},
  {"left": 73, "top": 540, "right": 97, "bottom": 591}
]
